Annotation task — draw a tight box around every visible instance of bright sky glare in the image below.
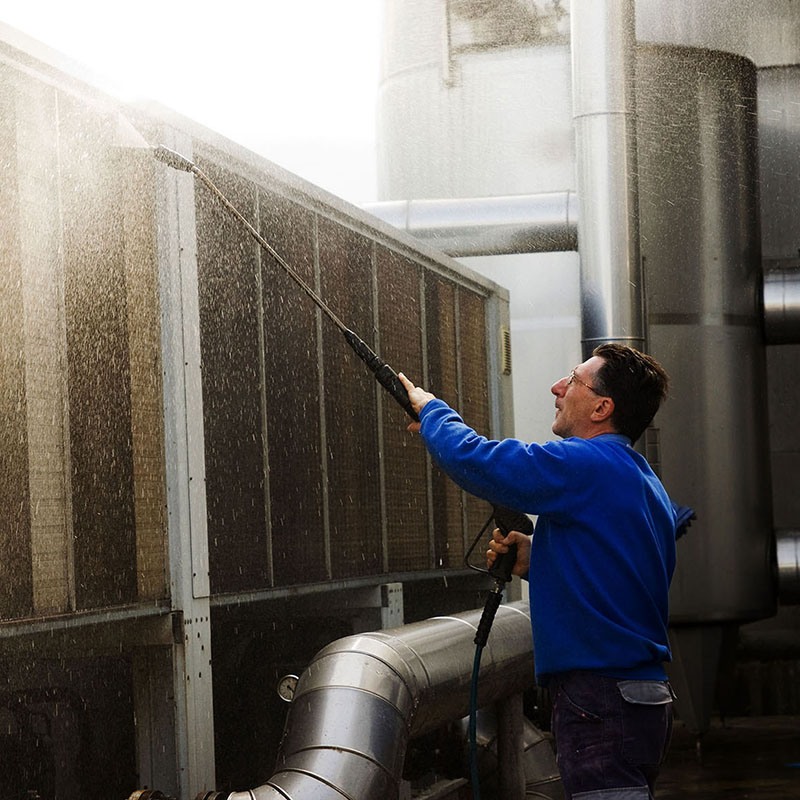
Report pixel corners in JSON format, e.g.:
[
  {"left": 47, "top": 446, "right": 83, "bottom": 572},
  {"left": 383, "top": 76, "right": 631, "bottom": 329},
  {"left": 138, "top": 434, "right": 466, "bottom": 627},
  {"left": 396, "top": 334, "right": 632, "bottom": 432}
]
[{"left": 2, "top": 1, "right": 382, "bottom": 201}]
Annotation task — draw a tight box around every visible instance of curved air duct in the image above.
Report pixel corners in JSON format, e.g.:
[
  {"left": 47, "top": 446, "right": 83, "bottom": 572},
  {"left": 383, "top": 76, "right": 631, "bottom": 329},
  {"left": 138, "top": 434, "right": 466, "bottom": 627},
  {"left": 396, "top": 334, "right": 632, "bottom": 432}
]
[{"left": 225, "top": 602, "right": 545, "bottom": 800}]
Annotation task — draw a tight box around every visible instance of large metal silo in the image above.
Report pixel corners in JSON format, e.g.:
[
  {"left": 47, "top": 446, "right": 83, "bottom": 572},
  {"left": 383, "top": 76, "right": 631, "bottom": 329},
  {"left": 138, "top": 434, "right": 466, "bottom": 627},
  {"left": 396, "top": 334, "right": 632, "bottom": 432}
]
[{"left": 637, "top": 45, "right": 774, "bottom": 623}]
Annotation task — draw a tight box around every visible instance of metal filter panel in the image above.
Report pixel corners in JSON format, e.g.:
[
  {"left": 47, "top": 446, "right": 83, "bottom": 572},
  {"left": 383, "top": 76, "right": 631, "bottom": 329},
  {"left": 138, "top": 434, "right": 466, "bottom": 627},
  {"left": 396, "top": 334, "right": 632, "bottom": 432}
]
[
  {"left": 425, "top": 274, "right": 465, "bottom": 568},
  {"left": 0, "top": 40, "right": 508, "bottom": 619},
  {"left": 0, "top": 67, "right": 34, "bottom": 618},
  {"left": 59, "top": 93, "right": 138, "bottom": 610},
  {"left": 318, "top": 218, "right": 383, "bottom": 579},
  {"left": 376, "top": 247, "right": 428, "bottom": 572},
  {"left": 458, "top": 287, "right": 493, "bottom": 551},
  {"left": 191, "top": 157, "right": 507, "bottom": 594},
  {"left": 196, "top": 158, "right": 269, "bottom": 594},
  {"left": 259, "top": 190, "right": 326, "bottom": 587}
]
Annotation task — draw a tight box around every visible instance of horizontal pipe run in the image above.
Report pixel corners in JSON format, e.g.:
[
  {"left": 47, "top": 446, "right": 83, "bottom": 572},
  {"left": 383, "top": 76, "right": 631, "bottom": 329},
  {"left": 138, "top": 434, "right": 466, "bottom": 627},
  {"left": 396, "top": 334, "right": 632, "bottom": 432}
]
[{"left": 364, "top": 192, "right": 578, "bottom": 256}]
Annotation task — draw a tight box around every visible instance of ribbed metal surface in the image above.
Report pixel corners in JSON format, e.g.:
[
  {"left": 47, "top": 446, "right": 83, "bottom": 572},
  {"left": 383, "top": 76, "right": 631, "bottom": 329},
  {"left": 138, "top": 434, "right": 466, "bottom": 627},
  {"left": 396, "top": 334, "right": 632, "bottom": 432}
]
[
  {"left": 319, "top": 218, "right": 384, "bottom": 579},
  {"left": 192, "top": 157, "right": 506, "bottom": 593},
  {"left": 60, "top": 94, "right": 138, "bottom": 609},
  {"left": 0, "top": 32, "right": 508, "bottom": 621},
  {"left": 0, "top": 65, "right": 166, "bottom": 618},
  {"left": 0, "top": 67, "right": 34, "bottom": 618},
  {"left": 458, "top": 288, "right": 493, "bottom": 552},
  {"left": 259, "top": 190, "right": 326, "bottom": 586},
  {"left": 377, "top": 248, "right": 428, "bottom": 572},
  {"left": 425, "top": 274, "right": 464, "bottom": 567},
  {"left": 196, "top": 159, "right": 268, "bottom": 594}
]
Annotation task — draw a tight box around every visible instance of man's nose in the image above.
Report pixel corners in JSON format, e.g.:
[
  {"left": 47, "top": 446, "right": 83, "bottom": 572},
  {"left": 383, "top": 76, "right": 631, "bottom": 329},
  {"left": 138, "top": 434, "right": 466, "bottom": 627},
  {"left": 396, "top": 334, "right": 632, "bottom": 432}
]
[{"left": 551, "top": 376, "right": 568, "bottom": 396}]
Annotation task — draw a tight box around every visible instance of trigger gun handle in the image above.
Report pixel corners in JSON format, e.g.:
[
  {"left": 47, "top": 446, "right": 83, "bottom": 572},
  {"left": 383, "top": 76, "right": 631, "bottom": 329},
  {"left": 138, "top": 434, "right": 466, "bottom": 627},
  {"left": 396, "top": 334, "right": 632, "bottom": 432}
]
[
  {"left": 474, "top": 506, "right": 531, "bottom": 648},
  {"left": 488, "top": 506, "right": 532, "bottom": 583}
]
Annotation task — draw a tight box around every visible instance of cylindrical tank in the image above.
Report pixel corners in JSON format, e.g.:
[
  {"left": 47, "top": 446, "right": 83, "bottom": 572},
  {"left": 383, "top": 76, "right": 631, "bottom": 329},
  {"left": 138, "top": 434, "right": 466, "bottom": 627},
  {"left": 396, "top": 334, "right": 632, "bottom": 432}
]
[
  {"left": 377, "top": 1, "right": 775, "bottom": 623},
  {"left": 637, "top": 45, "right": 774, "bottom": 622}
]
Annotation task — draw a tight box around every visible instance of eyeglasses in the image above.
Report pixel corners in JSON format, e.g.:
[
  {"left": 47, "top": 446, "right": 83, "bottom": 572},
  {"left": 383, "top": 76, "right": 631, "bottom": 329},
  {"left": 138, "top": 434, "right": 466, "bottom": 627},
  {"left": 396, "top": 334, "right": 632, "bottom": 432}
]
[{"left": 567, "top": 369, "right": 601, "bottom": 394}]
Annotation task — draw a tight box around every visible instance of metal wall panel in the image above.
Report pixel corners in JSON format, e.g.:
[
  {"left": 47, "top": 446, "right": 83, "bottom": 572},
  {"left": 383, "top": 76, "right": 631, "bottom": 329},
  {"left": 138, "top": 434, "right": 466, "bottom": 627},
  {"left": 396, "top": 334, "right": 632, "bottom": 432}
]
[
  {"left": 377, "top": 248, "right": 428, "bottom": 572},
  {"left": 318, "top": 219, "right": 383, "bottom": 579},
  {"left": 0, "top": 67, "right": 34, "bottom": 618},
  {"left": 196, "top": 159, "right": 269, "bottom": 594},
  {"left": 457, "top": 287, "right": 493, "bottom": 558},
  {"left": 59, "top": 93, "right": 138, "bottom": 610},
  {"left": 425, "top": 274, "right": 465, "bottom": 568},
  {"left": 259, "top": 190, "right": 326, "bottom": 587}
]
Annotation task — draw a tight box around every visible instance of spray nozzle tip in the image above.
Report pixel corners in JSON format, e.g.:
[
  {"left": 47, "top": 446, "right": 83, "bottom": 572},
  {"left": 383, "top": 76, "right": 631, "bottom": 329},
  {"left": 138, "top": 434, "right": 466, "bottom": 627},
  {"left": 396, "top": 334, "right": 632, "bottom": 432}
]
[{"left": 153, "top": 145, "right": 196, "bottom": 173}]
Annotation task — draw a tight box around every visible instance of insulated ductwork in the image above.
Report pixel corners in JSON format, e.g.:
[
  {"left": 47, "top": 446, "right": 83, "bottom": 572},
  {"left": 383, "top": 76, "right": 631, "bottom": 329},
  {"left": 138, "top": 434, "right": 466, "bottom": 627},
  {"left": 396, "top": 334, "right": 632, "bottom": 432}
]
[{"left": 224, "top": 602, "right": 541, "bottom": 800}]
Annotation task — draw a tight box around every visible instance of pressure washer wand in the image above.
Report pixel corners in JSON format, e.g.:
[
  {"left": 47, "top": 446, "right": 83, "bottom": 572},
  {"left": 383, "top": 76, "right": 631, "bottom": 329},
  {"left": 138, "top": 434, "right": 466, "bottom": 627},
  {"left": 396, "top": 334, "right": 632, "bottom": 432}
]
[{"left": 153, "top": 146, "right": 418, "bottom": 422}]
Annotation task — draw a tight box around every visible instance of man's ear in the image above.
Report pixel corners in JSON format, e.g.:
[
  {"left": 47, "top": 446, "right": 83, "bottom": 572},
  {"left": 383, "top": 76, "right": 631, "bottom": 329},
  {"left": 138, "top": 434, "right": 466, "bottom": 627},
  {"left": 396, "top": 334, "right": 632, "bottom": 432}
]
[{"left": 591, "top": 396, "right": 615, "bottom": 423}]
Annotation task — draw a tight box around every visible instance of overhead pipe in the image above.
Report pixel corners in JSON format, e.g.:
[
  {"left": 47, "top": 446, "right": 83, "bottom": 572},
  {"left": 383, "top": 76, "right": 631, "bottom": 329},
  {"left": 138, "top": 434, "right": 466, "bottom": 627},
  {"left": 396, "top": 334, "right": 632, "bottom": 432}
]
[
  {"left": 364, "top": 191, "right": 579, "bottom": 257},
  {"left": 214, "top": 602, "right": 558, "bottom": 800},
  {"left": 365, "top": 199, "right": 800, "bottom": 350},
  {"left": 570, "top": 0, "right": 644, "bottom": 357}
]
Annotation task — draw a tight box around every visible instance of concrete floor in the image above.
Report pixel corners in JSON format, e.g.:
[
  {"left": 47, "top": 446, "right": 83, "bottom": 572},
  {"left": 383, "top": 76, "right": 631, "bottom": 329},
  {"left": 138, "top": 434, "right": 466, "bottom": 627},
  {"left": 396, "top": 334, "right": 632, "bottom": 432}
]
[{"left": 657, "top": 716, "right": 800, "bottom": 798}]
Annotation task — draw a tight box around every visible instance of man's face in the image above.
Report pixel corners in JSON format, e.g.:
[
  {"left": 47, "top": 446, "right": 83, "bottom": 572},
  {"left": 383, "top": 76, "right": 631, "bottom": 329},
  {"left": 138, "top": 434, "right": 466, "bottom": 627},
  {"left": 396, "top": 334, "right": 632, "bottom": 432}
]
[{"left": 550, "top": 355, "right": 607, "bottom": 439}]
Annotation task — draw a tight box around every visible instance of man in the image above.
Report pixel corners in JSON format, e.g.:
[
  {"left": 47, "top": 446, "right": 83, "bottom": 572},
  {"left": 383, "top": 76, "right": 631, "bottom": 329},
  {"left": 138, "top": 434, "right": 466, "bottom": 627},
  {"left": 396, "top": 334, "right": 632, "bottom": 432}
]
[{"left": 398, "top": 343, "right": 677, "bottom": 800}]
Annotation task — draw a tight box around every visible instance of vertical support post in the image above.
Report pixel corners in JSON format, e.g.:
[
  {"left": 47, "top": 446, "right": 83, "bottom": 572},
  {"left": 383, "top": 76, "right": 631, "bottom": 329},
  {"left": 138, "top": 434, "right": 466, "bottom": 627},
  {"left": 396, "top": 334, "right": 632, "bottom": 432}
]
[
  {"left": 153, "top": 129, "right": 216, "bottom": 795},
  {"left": 496, "top": 692, "right": 526, "bottom": 800}
]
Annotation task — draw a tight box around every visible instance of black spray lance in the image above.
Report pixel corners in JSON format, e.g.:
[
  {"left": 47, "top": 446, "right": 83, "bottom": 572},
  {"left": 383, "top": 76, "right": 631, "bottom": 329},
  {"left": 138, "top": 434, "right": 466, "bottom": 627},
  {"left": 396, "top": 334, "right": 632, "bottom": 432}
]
[{"left": 152, "top": 146, "right": 417, "bottom": 422}]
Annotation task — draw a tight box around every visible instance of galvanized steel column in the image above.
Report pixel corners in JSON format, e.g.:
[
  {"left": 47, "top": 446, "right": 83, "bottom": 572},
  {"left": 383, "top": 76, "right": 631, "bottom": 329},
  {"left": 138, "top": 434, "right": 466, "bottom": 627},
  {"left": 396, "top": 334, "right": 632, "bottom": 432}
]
[
  {"left": 155, "top": 129, "right": 216, "bottom": 797},
  {"left": 570, "top": 0, "right": 645, "bottom": 357}
]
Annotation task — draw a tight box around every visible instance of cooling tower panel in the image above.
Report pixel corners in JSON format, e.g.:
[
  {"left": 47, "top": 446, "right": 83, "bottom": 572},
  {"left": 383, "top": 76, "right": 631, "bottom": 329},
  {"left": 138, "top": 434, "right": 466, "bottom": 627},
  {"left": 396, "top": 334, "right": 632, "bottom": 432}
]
[
  {"left": 425, "top": 274, "right": 465, "bottom": 567},
  {"left": 377, "top": 247, "right": 429, "bottom": 572},
  {"left": 59, "top": 93, "right": 138, "bottom": 609},
  {"left": 318, "top": 218, "right": 384, "bottom": 579},
  {"left": 0, "top": 70, "right": 34, "bottom": 617},
  {"left": 196, "top": 159, "right": 269, "bottom": 594},
  {"left": 458, "top": 287, "right": 493, "bottom": 551},
  {"left": 259, "top": 190, "right": 327, "bottom": 587}
]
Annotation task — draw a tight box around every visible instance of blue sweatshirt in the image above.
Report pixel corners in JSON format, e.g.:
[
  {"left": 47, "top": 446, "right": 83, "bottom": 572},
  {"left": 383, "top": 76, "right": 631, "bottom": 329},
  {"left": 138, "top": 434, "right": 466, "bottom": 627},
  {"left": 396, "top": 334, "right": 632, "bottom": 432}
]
[{"left": 419, "top": 399, "right": 676, "bottom": 684}]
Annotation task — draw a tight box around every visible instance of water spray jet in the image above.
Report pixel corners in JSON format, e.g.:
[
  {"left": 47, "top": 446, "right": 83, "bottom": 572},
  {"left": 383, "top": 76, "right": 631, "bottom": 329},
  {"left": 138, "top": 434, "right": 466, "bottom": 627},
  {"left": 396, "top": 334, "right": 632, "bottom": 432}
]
[{"left": 152, "top": 145, "right": 418, "bottom": 421}]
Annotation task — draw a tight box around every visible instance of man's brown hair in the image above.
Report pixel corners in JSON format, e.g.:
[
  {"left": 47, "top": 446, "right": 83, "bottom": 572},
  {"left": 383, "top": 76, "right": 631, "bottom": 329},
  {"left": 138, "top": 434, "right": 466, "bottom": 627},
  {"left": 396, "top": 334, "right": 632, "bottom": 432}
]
[{"left": 592, "top": 343, "right": 670, "bottom": 443}]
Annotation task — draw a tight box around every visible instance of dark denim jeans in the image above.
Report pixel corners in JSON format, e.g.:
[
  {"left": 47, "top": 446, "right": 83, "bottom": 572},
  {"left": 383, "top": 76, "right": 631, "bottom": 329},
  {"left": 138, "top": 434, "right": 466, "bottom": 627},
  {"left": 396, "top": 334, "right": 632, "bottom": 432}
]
[{"left": 550, "top": 671, "right": 674, "bottom": 800}]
